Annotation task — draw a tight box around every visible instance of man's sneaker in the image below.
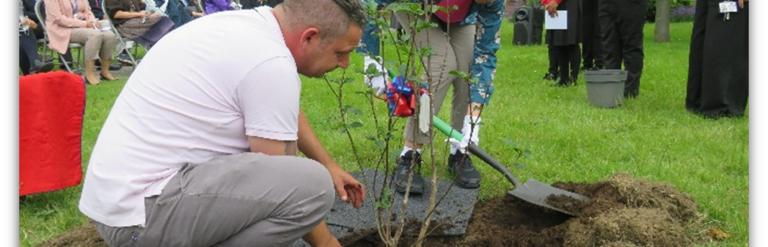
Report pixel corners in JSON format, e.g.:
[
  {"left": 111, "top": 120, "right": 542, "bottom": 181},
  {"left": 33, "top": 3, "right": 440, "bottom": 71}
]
[
  {"left": 448, "top": 152, "right": 481, "bottom": 189},
  {"left": 394, "top": 150, "right": 425, "bottom": 195}
]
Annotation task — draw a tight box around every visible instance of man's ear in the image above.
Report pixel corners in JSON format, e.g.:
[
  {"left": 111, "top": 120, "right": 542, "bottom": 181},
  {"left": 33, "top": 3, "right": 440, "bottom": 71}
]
[{"left": 299, "top": 27, "right": 321, "bottom": 47}]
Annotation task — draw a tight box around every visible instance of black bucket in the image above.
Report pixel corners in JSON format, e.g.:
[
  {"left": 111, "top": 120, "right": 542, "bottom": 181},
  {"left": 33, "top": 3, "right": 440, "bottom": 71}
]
[{"left": 584, "top": 70, "right": 627, "bottom": 108}]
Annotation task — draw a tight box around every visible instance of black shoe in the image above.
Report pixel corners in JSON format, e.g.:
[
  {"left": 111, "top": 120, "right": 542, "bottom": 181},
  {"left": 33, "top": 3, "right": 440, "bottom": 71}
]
[
  {"left": 624, "top": 91, "right": 639, "bottom": 98},
  {"left": 394, "top": 150, "right": 425, "bottom": 195},
  {"left": 117, "top": 53, "right": 134, "bottom": 66},
  {"left": 543, "top": 72, "right": 557, "bottom": 81},
  {"left": 109, "top": 63, "right": 123, "bottom": 71},
  {"left": 555, "top": 79, "right": 575, "bottom": 87},
  {"left": 30, "top": 62, "right": 54, "bottom": 74},
  {"left": 448, "top": 152, "right": 480, "bottom": 189}
]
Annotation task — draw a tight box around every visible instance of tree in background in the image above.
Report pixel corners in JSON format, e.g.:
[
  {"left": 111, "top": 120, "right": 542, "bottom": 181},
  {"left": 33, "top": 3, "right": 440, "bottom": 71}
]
[{"left": 655, "top": 0, "right": 671, "bottom": 42}]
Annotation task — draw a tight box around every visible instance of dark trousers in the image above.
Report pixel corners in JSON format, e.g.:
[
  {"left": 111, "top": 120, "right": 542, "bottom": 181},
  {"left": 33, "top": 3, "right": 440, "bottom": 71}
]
[
  {"left": 19, "top": 31, "right": 38, "bottom": 75},
  {"left": 547, "top": 43, "right": 558, "bottom": 76},
  {"left": 135, "top": 17, "right": 175, "bottom": 47},
  {"left": 167, "top": 0, "right": 193, "bottom": 29},
  {"left": 598, "top": 0, "right": 646, "bottom": 97},
  {"left": 581, "top": 0, "right": 602, "bottom": 69},
  {"left": 685, "top": 0, "right": 748, "bottom": 117},
  {"left": 555, "top": 45, "right": 580, "bottom": 85}
]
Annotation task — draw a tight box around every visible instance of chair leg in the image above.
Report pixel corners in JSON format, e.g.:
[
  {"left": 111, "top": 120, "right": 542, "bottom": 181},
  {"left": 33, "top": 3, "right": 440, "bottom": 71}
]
[{"left": 59, "top": 54, "right": 73, "bottom": 73}]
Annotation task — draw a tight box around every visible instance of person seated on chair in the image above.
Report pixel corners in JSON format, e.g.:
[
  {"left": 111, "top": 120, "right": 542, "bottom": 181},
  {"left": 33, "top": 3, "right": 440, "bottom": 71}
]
[
  {"left": 204, "top": 0, "right": 235, "bottom": 14},
  {"left": 43, "top": 0, "right": 119, "bottom": 85},
  {"left": 105, "top": 0, "right": 175, "bottom": 47},
  {"left": 164, "top": 0, "right": 195, "bottom": 28},
  {"left": 144, "top": 0, "right": 168, "bottom": 14},
  {"left": 19, "top": 0, "right": 54, "bottom": 75}
]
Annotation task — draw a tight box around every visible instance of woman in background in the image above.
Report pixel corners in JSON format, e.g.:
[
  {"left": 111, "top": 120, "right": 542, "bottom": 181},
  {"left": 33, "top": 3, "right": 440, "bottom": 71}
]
[
  {"left": 105, "top": 0, "right": 174, "bottom": 47},
  {"left": 542, "top": 0, "right": 581, "bottom": 86},
  {"left": 44, "top": 0, "right": 118, "bottom": 85}
]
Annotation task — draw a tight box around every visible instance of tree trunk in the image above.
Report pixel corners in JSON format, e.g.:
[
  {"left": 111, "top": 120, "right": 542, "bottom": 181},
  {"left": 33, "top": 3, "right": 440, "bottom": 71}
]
[{"left": 654, "top": 0, "right": 671, "bottom": 42}]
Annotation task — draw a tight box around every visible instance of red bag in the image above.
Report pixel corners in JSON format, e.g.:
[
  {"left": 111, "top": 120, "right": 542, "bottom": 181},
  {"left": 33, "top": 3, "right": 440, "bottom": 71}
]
[
  {"left": 434, "top": 0, "right": 473, "bottom": 24},
  {"left": 20, "top": 71, "right": 85, "bottom": 196}
]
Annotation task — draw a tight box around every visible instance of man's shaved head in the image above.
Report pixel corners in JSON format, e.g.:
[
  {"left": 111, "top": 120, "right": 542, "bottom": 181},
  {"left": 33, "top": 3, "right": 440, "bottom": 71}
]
[{"left": 279, "top": 0, "right": 366, "bottom": 40}]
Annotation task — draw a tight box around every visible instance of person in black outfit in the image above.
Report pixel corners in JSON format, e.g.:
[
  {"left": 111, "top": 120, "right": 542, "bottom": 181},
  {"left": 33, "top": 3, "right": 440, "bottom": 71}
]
[
  {"left": 19, "top": 0, "right": 53, "bottom": 75},
  {"left": 543, "top": 45, "right": 559, "bottom": 81},
  {"left": 598, "top": 0, "right": 646, "bottom": 97},
  {"left": 88, "top": 0, "right": 125, "bottom": 71},
  {"left": 685, "top": 0, "right": 748, "bottom": 118},
  {"left": 580, "top": 0, "right": 601, "bottom": 70},
  {"left": 543, "top": 0, "right": 581, "bottom": 86}
]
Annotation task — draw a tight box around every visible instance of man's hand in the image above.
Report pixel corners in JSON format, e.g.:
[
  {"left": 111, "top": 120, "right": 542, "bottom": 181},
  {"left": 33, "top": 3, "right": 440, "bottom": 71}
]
[
  {"left": 544, "top": 1, "right": 559, "bottom": 17},
  {"left": 327, "top": 165, "right": 364, "bottom": 208},
  {"left": 738, "top": 0, "right": 747, "bottom": 8}
]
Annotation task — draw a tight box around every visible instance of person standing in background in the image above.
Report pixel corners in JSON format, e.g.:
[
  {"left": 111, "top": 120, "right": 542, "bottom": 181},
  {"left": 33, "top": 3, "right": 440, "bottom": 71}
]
[
  {"left": 685, "top": 0, "right": 748, "bottom": 118},
  {"left": 598, "top": 0, "right": 646, "bottom": 98},
  {"left": 542, "top": 0, "right": 581, "bottom": 86},
  {"left": 580, "top": 0, "right": 601, "bottom": 70}
]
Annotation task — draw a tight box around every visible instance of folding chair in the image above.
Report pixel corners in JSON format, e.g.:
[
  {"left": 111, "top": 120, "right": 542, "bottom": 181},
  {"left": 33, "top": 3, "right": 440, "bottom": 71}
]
[
  {"left": 101, "top": 0, "right": 140, "bottom": 67},
  {"left": 34, "top": 0, "right": 84, "bottom": 73}
]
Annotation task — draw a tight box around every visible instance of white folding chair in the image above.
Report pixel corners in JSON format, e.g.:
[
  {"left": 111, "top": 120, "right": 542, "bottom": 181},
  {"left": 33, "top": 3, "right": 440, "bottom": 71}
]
[{"left": 34, "top": 0, "right": 84, "bottom": 73}]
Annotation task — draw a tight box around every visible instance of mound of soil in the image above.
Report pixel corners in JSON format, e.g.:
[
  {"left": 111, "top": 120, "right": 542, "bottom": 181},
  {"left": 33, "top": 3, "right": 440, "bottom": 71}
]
[
  {"left": 39, "top": 223, "right": 105, "bottom": 247},
  {"left": 39, "top": 174, "right": 721, "bottom": 247},
  {"left": 352, "top": 173, "right": 716, "bottom": 247}
]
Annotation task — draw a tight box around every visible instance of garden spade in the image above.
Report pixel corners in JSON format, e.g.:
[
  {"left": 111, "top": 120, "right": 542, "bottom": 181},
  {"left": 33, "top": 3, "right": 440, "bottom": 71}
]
[{"left": 432, "top": 116, "right": 589, "bottom": 216}]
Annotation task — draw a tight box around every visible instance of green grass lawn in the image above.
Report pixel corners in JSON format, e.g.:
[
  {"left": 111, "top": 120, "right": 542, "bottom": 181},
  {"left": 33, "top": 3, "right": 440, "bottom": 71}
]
[{"left": 19, "top": 21, "right": 748, "bottom": 246}]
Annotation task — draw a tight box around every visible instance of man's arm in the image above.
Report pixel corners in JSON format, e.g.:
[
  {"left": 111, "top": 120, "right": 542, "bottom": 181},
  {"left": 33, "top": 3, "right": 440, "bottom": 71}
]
[
  {"left": 303, "top": 220, "right": 341, "bottom": 247},
  {"left": 247, "top": 136, "right": 297, "bottom": 156},
  {"left": 296, "top": 111, "right": 335, "bottom": 167},
  {"left": 296, "top": 111, "right": 364, "bottom": 208}
]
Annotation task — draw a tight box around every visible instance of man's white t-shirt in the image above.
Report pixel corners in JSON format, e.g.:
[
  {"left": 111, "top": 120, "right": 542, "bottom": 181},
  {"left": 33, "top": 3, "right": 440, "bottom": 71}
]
[{"left": 79, "top": 7, "right": 301, "bottom": 227}]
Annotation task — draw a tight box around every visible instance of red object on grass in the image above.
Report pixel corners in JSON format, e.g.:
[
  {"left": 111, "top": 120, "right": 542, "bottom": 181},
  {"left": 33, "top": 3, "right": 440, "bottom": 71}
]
[{"left": 19, "top": 71, "right": 85, "bottom": 196}]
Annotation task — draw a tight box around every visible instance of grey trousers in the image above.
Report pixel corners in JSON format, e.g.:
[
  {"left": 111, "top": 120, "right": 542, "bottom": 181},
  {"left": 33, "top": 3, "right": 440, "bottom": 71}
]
[
  {"left": 69, "top": 28, "right": 118, "bottom": 61},
  {"left": 92, "top": 153, "right": 335, "bottom": 247},
  {"left": 393, "top": 13, "right": 476, "bottom": 145}
]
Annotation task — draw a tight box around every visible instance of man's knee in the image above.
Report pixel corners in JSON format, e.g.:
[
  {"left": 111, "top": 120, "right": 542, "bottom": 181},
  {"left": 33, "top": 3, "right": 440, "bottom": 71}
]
[
  {"left": 290, "top": 158, "right": 336, "bottom": 214},
  {"left": 228, "top": 153, "right": 335, "bottom": 211}
]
